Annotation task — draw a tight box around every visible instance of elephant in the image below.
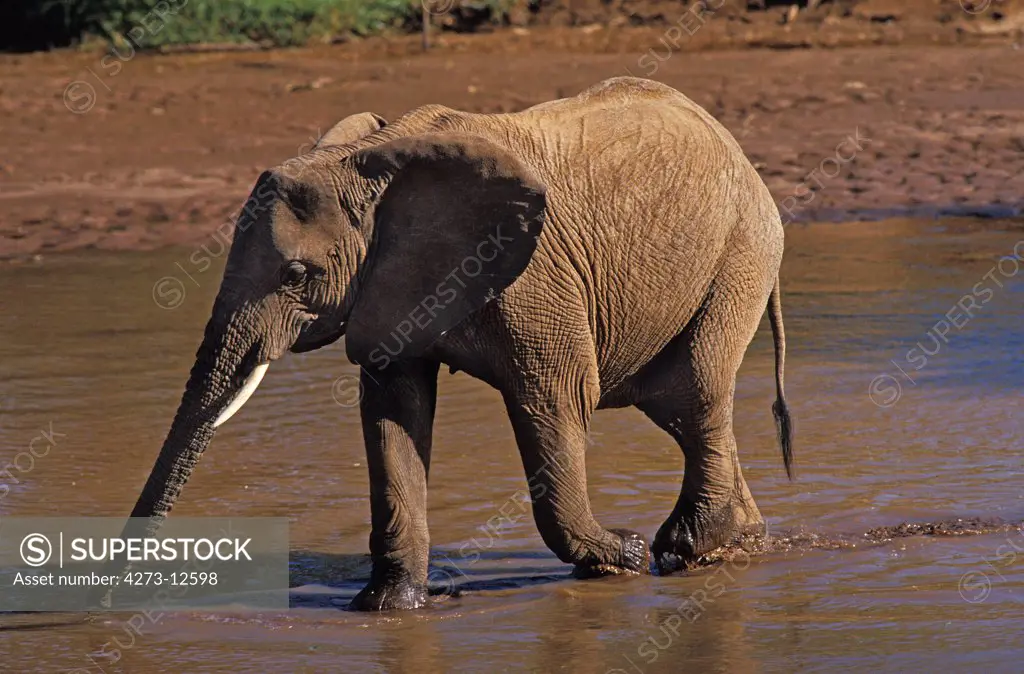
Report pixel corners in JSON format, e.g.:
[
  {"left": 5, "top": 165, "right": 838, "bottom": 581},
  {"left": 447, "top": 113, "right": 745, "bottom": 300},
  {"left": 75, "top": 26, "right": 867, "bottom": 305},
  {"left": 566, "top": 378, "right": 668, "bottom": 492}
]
[{"left": 117, "top": 76, "right": 793, "bottom": 611}]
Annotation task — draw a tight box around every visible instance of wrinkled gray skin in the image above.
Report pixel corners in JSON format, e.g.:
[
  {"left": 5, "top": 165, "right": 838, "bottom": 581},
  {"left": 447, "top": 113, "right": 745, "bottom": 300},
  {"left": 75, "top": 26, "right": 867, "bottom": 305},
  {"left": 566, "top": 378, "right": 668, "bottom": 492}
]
[{"left": 119, "top": 77, "right": 793, "bottom": 611}]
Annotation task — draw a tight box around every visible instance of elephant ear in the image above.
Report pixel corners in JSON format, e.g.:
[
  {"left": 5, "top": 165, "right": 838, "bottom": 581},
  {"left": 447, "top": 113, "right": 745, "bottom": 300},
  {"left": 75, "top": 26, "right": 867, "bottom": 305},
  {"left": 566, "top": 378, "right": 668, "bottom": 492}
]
[
  {"left": 314, "top": 111, "right": 387, "bottom": 149},
  {"left": 344, "top": 133, "right": 547, "bottom": 370}
]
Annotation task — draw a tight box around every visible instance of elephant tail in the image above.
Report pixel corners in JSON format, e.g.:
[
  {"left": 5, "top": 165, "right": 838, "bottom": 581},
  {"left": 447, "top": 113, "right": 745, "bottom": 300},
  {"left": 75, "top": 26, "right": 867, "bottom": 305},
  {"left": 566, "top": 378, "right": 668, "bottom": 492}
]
[{"left": 768, "top": 277, "right": 794, "bottom": 480}]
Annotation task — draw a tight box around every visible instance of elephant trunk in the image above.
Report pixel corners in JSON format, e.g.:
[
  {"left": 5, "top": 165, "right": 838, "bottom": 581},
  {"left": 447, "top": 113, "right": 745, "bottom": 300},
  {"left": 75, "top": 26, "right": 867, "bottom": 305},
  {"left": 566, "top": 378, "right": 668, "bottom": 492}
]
[
  {"left": 92, "top": 305, "right": 268, "bottom": 608},
  {"left": 129, "top": 384, "right": 216, "bottom": 522},
  {"left": 132, "top": 305, "right": 265, "bottom": 521}
]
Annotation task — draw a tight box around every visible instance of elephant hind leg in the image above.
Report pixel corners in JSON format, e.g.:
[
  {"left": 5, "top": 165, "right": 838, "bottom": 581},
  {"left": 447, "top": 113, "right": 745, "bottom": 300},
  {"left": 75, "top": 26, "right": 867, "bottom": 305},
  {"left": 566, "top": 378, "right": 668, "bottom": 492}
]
[
  {"left": 639, "top": 396, "right": 763, "bottom": 575},
  {"left": 637, "top": 276, "right": 772, "bottom": 574}
]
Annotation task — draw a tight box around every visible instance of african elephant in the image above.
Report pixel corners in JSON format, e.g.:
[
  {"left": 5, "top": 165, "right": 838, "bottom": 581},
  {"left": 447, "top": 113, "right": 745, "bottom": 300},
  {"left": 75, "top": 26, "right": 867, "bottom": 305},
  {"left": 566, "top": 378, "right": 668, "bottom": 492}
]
[{"left": 119, "top": 76, "right": 793, "bottom": 611}]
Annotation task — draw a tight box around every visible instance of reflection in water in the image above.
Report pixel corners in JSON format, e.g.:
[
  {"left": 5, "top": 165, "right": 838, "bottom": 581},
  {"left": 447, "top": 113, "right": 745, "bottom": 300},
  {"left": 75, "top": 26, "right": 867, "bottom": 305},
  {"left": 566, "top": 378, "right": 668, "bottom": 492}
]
[{"left": 0, "top": 218, "right": 1022, "bottom": 672}]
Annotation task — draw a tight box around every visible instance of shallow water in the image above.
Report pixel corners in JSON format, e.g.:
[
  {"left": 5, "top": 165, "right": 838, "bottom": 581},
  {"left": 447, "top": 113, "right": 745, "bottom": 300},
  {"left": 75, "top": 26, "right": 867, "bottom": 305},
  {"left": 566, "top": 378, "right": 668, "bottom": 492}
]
[{"left": 0, "top": 218, "right": 1022, "bottom": 673}]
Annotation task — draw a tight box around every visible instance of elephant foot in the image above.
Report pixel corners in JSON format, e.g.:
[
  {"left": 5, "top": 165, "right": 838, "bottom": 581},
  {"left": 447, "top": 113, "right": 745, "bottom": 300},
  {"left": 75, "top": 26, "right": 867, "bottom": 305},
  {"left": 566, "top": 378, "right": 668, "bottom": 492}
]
[
  {"left": 572, "top": 528, "right": 652, "bottom": 579},
  {"left": 653, "top": 498, "right": 763, "bottom": 576},
  {"left": 349, "top": 579, "right": 429, "bottom": 611}
]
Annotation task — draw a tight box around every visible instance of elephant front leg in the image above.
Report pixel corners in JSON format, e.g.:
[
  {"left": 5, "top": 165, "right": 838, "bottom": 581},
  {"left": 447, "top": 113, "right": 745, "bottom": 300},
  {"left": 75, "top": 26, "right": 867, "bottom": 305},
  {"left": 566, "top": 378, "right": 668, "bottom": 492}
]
[
  {"left": 349, "top": 360, "right": 439, "bottom": 611},
  {"left": 504, "top": 390, "right": 651, "bottom": 578}
]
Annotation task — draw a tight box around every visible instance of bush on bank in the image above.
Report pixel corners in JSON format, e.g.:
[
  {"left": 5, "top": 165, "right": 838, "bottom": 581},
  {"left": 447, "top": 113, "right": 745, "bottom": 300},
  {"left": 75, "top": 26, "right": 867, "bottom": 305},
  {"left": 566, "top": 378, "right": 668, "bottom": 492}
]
[
  {"left": 90, "top": 0, "right": 424, "bottom": 47},
  {"left": 1, "top": 0, "right": 510, "bottom": 52}
]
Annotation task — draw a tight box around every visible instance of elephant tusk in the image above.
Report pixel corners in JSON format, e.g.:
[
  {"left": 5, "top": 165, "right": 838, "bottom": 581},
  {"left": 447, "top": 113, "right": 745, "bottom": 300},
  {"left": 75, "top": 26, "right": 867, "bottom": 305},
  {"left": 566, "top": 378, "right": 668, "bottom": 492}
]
[{"left": 213, "top": 362, "right": 270, "bottom": 428}]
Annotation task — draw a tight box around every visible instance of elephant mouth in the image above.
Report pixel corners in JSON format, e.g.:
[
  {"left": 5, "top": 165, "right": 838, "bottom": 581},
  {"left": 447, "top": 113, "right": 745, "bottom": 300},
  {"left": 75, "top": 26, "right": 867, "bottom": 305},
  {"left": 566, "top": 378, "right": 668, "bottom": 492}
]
[
  {"left": 214, "top": 317, "right": 346, "bottom": 428},
  {"left": 291, "top": 318, "right": 347, "bottom": 354}
]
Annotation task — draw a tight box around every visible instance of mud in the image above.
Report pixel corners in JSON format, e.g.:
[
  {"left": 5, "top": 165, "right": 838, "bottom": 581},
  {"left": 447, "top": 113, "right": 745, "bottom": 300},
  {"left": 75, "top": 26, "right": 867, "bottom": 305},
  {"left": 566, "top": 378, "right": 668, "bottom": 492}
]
[
  {"left": 700, "top": 517, "right": 1024, "bottom": 568},
  {"left": 2, "top": 3, "right": 1023, "bottom": 260},
  {"left": 517, "top": 0, "right": 1024, "bottom": 34}
]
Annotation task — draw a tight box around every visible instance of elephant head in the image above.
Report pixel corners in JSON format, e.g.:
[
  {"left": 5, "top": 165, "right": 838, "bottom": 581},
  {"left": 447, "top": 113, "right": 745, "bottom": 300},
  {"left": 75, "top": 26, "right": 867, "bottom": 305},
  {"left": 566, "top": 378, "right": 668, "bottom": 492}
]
[{"left": 125, "top": 112, "right": 547, "bottom": 529}]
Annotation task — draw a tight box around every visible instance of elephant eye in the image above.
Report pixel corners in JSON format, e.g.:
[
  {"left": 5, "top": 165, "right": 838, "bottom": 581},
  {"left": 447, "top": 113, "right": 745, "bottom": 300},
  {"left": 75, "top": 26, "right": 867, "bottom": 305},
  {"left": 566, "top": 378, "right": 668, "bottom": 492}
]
[{"left": 281, "top": 261, "right": 307, "bottom": 286}]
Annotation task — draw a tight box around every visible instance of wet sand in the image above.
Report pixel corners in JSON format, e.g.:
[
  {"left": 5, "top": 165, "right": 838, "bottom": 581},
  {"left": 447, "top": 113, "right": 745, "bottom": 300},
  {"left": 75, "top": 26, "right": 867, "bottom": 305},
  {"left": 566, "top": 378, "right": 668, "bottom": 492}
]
[{"left": 2, "top": 34, "right": 1024, "bottom": 259}]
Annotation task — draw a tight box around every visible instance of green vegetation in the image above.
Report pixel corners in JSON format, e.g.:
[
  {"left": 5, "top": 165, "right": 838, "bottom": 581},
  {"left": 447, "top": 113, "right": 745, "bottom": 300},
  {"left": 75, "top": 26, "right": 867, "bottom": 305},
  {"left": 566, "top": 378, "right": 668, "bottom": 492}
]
[
  {"left": 1, "top": 0, "right": 514, "bottom": 52},
  {"left": 89, "top": 0, "right": 423, "bottom": 47}
]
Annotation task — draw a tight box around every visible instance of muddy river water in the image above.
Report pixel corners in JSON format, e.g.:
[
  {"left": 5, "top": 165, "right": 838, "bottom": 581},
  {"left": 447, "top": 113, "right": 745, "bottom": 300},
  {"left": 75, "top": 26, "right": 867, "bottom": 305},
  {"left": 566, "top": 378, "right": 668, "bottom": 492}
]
[{"left": 0, "top": 218, "right": 1022, "bottom": 673}]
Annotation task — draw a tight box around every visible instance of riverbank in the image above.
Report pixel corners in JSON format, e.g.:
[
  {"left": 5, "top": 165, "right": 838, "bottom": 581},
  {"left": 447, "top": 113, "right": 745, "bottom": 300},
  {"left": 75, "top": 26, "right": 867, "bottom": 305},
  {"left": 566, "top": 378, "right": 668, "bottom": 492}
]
[{"left": 1, "top": 26, "right": 1022, "bottom": 260}]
